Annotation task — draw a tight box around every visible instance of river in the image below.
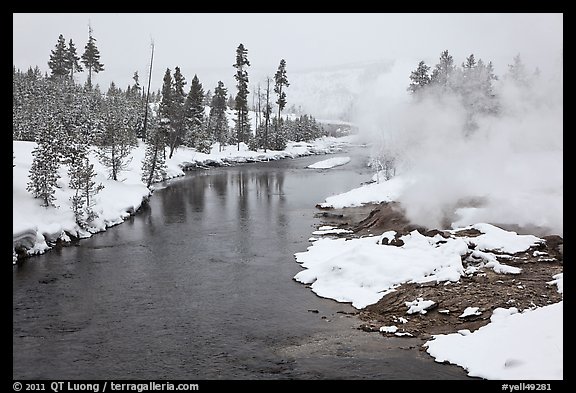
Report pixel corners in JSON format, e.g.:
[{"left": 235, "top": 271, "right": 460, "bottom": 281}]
[{"left": 13, "top": 150, "right": 471, "bottom": 379}]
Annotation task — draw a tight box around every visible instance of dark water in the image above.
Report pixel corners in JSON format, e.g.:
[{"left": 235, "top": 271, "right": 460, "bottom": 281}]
[{"left": 13, "top": 151, "right": 471, "bottom": 379}]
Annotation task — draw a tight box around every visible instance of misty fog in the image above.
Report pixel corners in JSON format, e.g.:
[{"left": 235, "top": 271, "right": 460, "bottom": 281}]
[{"left": 354, "top": 55, "right": 563, "bottom": 236}]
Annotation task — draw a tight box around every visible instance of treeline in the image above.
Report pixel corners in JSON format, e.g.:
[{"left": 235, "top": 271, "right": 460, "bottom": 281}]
[
  {"left": 407, "top": 50, "right": 540, "bottom": 133},
  {"left": 13, "top": 30, "right": 328, "bottom": 229}
]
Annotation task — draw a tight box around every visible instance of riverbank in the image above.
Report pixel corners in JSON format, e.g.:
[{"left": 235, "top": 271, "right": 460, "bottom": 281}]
[
  {"left": 12, "top": 135, "right": 356, "bottom": 263},
  {"left": 294, "top": 176, "right": 563, "bottom": 379}
]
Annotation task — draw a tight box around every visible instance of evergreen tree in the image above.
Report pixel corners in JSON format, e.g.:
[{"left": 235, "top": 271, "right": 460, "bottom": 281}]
[
  {"left": 269, "top": 117, "right": 287, "bottom": 150},
  {"left": 233, "top": 43, "right": 251, "bottom": 150},
  {"left": 96, "top": 83, "right": 136, "bottom": 180},
  {"left": 506, "top": 54, "right": 529, "bottom": 86},
  {"left": 274, "top": 59, "right": 290, "bottom": 142},
  {"left": 209, "top": 81, "right": 229, "bottom": 152},
  {"left": 48, "top": 34, "right": 69, "bottom": 80},
  {"left": 141, "top": 116, "right": 167, "bottom": 188},
  {"left": 66, "top": 39, "right": 83, "bottom": 80},
  {"left": 81, "top": 26, "right": 104, "bottom": 88},
  {"left": 26, "top": 122, "right": 62, "bottom": 207},
  {"left": 68, "top": 154, "right": 103, "bottom": 229},
  {"left": 408, "top": 61, "right": 431, "bottom": 94},
  {"left": 166, "top": 66, "right": 187, "bottom": 158},
  {"left": 184, "top": 74, "right": 207, "bottom": 149},
  {"left": 430, "top": 50, "right": 455, "bottom": 88},
  {"left": 158, "top": 68, "right": 173, "bottom": 153}
]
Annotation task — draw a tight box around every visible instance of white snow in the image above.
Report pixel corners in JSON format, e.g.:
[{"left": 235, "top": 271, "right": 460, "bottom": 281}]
[
  {"left": 468, "top": 250, "right": 522, "bottom": 275},
  {"left": 405, "top": 298, "right": 436, "bottom": 315},
  {"left": 294, "top": 230, "right": 467, "bottom": 308},
  {"left": 425, "top": 302, "right": 563, "bottom": 380},
  {"left": 547, "top": 273, "right": 563, "bottom": 294},
  {"left": 320, "top": 176, "right": 406, "bottom": 209},
  {"left": 13, "top": 135, "right": 354, "bottom": 261},
  {"left": 293, "top": 222, "right": 546, "bottom": 309},
  {"left": 458, "top": 223, "right": 544, "bottom": 254},
  {"left": 307, "top": 156, "right": 351, "bottom": 169},
  {"left": 311, "top": 228, "right": 353, "bottom": 235},
  {"left": 459, "top": 307, "right": 482, "bottom": 318},
  {"left": 379, "top": 325, "right": 398, "bottom": 333}
]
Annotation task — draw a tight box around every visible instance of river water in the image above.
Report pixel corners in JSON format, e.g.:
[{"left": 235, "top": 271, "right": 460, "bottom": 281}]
[{"left": 13, "top": 150, "right": 471, "bottom": 379}]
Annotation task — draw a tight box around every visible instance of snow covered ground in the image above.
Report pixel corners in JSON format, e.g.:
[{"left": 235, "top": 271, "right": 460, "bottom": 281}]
[
  {"left": 294, "top": 223, "right": 543, "bottom": 309},
  {"left": 425, "top": 299, "right": 563, "bottom": 380},
  {"left": 307, "top": 156, "right": 351, "bottom": 169},
  {"left": 295, "top": 172, "right": 563, "bottom": 380},
  {"left": 13, "top": 135, "right": 354, "bottom": 262}
]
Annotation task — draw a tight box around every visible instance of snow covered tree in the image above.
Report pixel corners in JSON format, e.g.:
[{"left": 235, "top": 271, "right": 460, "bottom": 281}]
[
  {"left": 26, "top": 122, "right": 62, "bottom": 207},
  {"left": 96, "top": 83, "right": 137, "bottom": 180},
  {"left": 81, "top": 25, "right": 104, "bottom": 88},
  {"left": 183, "top": 74, "right": 208, "bottom": 150},
  {"left": 269, "top": 117, "right": 287, "bottom": 150},
  {"left": 68, "top": 154, "right": 103, "bottom": 229},
  {"left": 66, "top": 39, "right": 83, "bottom": 80},
  {"left": 125, "top": 71, "right": 145, "bottom": 138},
  {"left": 233, "top": 43, "right": 251, "bottom": 150},
  {"left": 165, "top": 66, "right": 187, "bottom": 158},
  {"left": 48, "top": 34, "right": 69, "bottom": 80},
  {"left": 208, "top": 81, "right": 229, "bottom": 152},
  {"left": 408, "top": 61, "right": 431, "bottom": 94},
  {"left": 430, "top": 50, "right": 455, "bottom": 89},
  {"left": 506, "top": 54, "right": 530, "bottom": 86},
  {"left": 141, "top": 116, "right": 167, "bottom": 188},
  {"left": 158, "top": 68, "right": 173, "bottom": 152},
  {"left": 274, "top": 60, "right": 289, "bottom": 108}
]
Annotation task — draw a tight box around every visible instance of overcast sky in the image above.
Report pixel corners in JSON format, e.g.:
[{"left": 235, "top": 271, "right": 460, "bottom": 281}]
[{"left": 13, "top": 13, "right": 562, "bottom": 94}]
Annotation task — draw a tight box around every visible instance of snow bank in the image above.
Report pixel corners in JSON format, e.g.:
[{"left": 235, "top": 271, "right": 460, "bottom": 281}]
[
  {"left": 294, "top": 223, "right": 544, "bottom": 309},
  {"left": 307, "top": 156, "right": 351, "bottom": 169},
  {"left": 13, "top": 135, "right": 355, "bottom": 262},
  {"left": 294, "top": 230, "right": 468, "bottom": 308},
  {"left": 425, "top": 302, "right": 563, "bottom": 380},
  {"left": 456, "top": 223, "right": 544, "bottom": 254},
  {"left": 320, "top": 176, "right": 407, "bottom": 209}
]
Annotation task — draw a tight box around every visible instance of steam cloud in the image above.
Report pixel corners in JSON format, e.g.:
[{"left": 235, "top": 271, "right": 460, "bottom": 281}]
[{"left": 354, "top": 59, "right": 563, "bottom": 236}]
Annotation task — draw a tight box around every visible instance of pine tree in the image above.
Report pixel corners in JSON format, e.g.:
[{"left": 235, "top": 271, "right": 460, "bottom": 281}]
[
  {"left": 430, "top": 50, "right": 455, "bottom": 88},
  {"left": 126, "top": 72, "right": 145, "bottom": 140},
  {"left": 66, "top": 39, "right": 83, "bottom": 80},
  {"left": 166, "top": 66, "right": 187, "bottom": 158},
  {"left": 96, "top": 83, "right": 137, "bottom": 180},
  {"left": 506, "top": 54, "right": 529, "bottom": 86},
  {"left": 48, "top": 34, "right": 69, "bottom": 80},
  {"left": 408, "top": 61, "right": 431, "bottom": 94},
  {"left": 26, "top": 122, "right": 62, "bottom": 207},
  {"left": 209, "top": 81, "right": 229, "bottom": 152},
  {"left": 184, "top": 74, "right": 207, "bottom": 149},
  {"left": 269, "top": 117, "right": 287, "bottom": 150},
  {"left": 158, "top": 68, "right": 173, "bottom": 153},
  {"left": 81, "top": 25, "right": 104, "bottom": 88},
  {"left": 274, "top": 59, "right": 290, "bottom": 143},
  {"left": 68, "top": 154, "right": 104, "bottom": 229},
  {"left": 233, "top": 43, "right": 251, "bottom": 150},
  {"left": 141, "top": 116, "right": 167, "bottom": 188}
]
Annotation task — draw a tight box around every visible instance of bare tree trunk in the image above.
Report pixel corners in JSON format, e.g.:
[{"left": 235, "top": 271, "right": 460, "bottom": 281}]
[
  {"left": 264, "top": 78, "right": 271, "bottom": 153},
  {"left": 142, "top": 40, "right": 154, "bottom": 141}
]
